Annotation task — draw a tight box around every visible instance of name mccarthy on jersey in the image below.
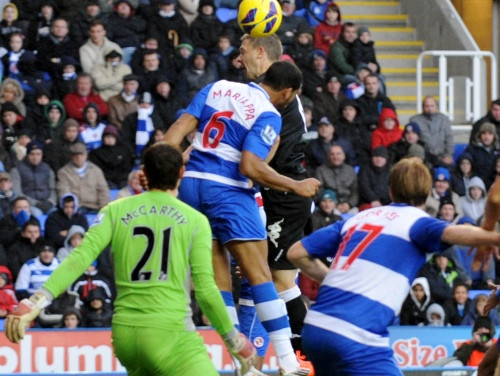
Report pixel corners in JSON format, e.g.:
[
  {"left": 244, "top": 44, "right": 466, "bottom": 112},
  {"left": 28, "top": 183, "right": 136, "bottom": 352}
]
[{"left": 119, "top": 203, "right": 188, "bottom": 226}]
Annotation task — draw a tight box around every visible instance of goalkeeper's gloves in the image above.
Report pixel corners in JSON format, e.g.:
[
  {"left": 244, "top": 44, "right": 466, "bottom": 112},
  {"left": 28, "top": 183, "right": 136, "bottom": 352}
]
[
  {"left": 5, "top": 290, "right": 51, "bottom": 344},
  {"left": 223, "top": 328, "right": 257, "bottom": 375}
]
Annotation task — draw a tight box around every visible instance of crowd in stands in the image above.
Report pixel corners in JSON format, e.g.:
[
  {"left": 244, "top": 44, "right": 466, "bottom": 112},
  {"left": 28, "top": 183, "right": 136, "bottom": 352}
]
[{"left": 0, "top": 0, "right": 498, "bottom": 335}]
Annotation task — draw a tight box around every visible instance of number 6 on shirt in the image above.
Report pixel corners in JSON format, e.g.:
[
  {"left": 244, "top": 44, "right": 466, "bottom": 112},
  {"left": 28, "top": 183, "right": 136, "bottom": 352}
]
[{"left": 202, "top": 111, "right": 233, "bottom": 149}]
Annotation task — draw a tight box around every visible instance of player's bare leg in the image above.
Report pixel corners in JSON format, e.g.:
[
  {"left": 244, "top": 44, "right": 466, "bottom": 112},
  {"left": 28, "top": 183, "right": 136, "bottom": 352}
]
[
  {"left": 226, "top": 240, "right": 309, "bottom": 375},
  {"left": 213, "top": 240, "right": 232, "bottom": 291},
  {"left": 272, "top": 268, "right": 313, "bottom": 374},
  {"left": 479, "top": 344, "right": 500, "bottom": 376}
]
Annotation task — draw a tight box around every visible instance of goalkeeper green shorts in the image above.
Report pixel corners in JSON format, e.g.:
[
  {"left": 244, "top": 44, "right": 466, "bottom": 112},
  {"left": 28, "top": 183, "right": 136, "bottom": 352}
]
[{"left": 112, "top": 324, "right": 219, "bottom": 375}]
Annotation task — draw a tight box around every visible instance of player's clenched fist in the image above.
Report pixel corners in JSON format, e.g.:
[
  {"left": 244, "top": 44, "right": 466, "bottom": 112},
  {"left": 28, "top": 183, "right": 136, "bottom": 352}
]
[
  {"left": 5, "top": 292, "right": 48, "bottom": 344},
  {"left": 292, "top": 178, "right": 321, "bottom": 198},
  {"left": 223, "top": 329, "right": 257, "bottom": 375}
]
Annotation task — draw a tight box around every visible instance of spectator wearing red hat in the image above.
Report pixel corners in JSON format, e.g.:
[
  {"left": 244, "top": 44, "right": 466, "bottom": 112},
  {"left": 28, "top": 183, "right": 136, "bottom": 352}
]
[{"left": 371, "top": 107, "right": 402, "bottom": 150}]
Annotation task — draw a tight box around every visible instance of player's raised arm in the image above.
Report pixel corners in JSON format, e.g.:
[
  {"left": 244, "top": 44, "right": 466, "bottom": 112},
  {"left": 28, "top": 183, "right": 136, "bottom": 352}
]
[
  {"left": 240, "top": 151, "right": 320, "bottom": 197},
  {"left": 163, "top": 113, "right": 199, "bottom": 149},
  {"left": 189, "top": 216, "right": 257, "bottom": 374},
  {"left": 482, "top": 175, "right": 500, "bottom": 232},
  {"left": 441, "top": 225, "right": 500, "bottom": 247},
  {"left": 288, "top": 241, "right": 330, "bottom": 282},
  {"left": 468, "top": 175, "right": 500, "bottom": 270},
  {"left": 5, "top": 207, "right": 113, "bottom": 343}
]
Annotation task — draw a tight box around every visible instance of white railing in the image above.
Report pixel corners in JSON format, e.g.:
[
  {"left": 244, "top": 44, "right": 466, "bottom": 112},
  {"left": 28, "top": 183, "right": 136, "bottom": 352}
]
[{"left": 416, "top": 50, "right": 497, "bottom": 122}]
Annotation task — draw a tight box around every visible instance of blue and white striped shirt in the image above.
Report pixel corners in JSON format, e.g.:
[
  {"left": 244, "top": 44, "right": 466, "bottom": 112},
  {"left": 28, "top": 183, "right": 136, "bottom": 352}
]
[
  {"left": 184, "top": 80, "right": 281, "bottom": 189},
  {"left": 302, "top": 204, "right": 449, "bottom": 347},
  {"left": 15, "top": 257, "right": 60, "bottom": 295}
]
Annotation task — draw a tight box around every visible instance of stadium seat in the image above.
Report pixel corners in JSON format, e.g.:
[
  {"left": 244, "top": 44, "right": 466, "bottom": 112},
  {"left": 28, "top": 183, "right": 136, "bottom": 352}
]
[
  {"left": 37, "top": 214, "right": 48, "bottom": 236},
  {"left": 341, "top": 213, "right": 355, "bottom": 221},
  {"left": 110, "top": 189, "right": 119, "bottom": 201},
  {"left": 216, "top": 7, "right": 237, "bottom": 22},
  {"left": 453, "top": 143, "right": 467, "bottom": 163},
  {"left": 86, "top": 214, "right": 97, "bottom": 226},
  {"left": 468, "top": 289, "right": 490, "bottom": 300}
]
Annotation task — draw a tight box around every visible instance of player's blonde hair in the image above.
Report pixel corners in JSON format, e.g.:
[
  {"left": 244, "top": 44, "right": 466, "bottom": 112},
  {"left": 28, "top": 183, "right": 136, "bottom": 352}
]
[
  {"left": 241, "top": 34, "right": 283, "bottom": 62},
  {"left": 389, "top": 158, "right": 432, "bottom": 207}
]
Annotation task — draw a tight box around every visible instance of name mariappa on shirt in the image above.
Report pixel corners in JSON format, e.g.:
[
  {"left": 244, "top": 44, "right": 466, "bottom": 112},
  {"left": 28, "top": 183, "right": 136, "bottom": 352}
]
[{"left": 213, "top": 88, "right": 256, "bottom": 121}]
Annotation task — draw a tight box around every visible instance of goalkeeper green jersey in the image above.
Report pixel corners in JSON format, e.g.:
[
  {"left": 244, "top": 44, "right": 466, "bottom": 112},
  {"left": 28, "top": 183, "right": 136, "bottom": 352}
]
[{"left": 43, "top": 191, "right": 234, "bottom": 335}]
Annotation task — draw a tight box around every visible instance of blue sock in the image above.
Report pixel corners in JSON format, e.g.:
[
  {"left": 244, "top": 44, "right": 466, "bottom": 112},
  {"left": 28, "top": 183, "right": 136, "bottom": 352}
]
[
  {"left": 250, "top": 282, "right": 292, "bottom": 339},
  {"left": 221, "top": 290, "right": 240, "bottom": 330}
]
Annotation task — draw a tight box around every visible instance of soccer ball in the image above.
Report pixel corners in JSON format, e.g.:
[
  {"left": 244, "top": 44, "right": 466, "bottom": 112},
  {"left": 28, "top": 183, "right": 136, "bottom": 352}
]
[{"left": 237, "top": 0, "right": 282, "bottom": 38}]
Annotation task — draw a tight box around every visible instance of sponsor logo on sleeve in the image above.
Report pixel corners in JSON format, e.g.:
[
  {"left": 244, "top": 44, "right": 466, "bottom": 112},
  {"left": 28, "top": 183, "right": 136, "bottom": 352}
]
[
  {"left": 91, "top": 212, "right": 105, "bottom": 227},
  {"left": 261, "top": 125, "right": 277, "bottom": 145}
]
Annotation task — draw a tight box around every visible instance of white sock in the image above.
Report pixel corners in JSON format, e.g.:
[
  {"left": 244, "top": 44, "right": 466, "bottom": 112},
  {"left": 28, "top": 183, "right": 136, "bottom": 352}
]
[
  {"left": 278, "top": 285, "right": 301, "bottom": 302},
  {"left": 272, "top": 334, "right": 300, "bottom": 371}
]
